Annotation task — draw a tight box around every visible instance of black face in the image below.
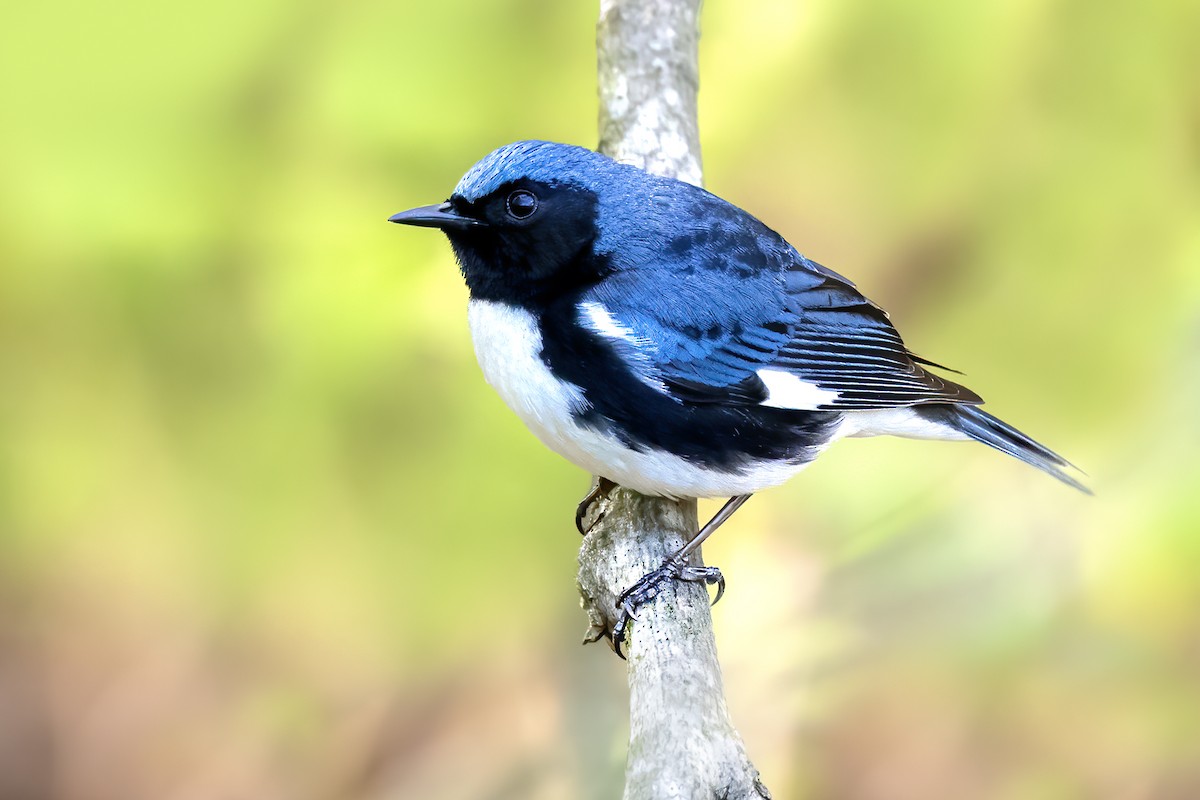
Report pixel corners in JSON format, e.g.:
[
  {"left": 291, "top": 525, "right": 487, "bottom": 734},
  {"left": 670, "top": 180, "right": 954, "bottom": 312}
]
[{"left": 394, "top": 180, "right": 605, "bottom": 306}]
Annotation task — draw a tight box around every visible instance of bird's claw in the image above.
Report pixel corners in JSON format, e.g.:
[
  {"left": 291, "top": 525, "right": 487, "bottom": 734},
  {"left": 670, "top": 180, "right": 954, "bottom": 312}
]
[
  {"left": 575, "top": 477, "right": 616, "bottom": 535},
  {"left": 611, "top": 558, "right": 725, "bottom": 659}
]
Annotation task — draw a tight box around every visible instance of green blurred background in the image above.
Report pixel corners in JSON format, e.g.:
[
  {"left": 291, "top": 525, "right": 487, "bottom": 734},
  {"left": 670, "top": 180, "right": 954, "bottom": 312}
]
[{"left": 1, "top": 0, "right": 1198, "bottom": 797}]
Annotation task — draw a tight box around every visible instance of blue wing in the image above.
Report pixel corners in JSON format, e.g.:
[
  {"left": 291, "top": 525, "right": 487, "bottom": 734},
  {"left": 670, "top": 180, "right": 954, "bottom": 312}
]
[{"left": 579, "top": 244, "right": 981, "bottom": 411}]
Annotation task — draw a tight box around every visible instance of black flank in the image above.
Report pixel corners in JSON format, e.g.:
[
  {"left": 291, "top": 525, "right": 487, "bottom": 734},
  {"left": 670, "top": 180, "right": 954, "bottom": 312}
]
[{"left": 538, "top": 293, "right": 843, "bottom": 473}]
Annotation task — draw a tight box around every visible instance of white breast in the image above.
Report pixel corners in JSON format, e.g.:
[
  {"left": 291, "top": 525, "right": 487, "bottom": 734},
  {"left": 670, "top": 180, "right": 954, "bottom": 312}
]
[
  {"left": 467, "top": 299, "right": 590, "bottom": 441},
  {"left": 466, "top": 299, "right": 812, "bottom": 498}
]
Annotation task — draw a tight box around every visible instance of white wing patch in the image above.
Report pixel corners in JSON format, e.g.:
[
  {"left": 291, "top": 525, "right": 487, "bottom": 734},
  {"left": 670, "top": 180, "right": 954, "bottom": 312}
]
[
  {"left": 756, "top": 369, "right": 840, "bottom": 410},
  {"left": 577, "top": 301, "right": 669, "bottom": 394},
  {"left": 579, "top": 301, "right": 648, "bottom": 346}
]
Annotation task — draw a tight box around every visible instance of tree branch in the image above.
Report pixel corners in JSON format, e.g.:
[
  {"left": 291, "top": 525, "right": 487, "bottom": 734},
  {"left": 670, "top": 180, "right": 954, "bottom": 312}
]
[
  {"left": 596, "top": 0, "right": 704, "bottom": 186},
  {"left": 577, "top": 1, "right": 770, "bottom": 797}
]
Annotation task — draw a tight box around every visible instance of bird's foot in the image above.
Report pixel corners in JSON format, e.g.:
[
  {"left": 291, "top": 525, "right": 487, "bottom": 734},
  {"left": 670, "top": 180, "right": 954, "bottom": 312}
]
[
  {"left": 611, "top": 558, "right": 725, "bottom": 659},
  {"left": 575, "top": 477, "right": 617, "bottom": 535}
]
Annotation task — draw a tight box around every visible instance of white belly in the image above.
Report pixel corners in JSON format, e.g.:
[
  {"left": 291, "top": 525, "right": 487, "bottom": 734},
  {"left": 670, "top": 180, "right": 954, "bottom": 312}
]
[{"left": 466, "top": 299, "right": 810, "bottom": 498}]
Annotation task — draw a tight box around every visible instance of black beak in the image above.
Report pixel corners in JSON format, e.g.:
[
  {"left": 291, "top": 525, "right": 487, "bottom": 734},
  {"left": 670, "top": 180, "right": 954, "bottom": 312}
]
[{"left": 388, "top": 201, "right": 485, "bottom": 230}]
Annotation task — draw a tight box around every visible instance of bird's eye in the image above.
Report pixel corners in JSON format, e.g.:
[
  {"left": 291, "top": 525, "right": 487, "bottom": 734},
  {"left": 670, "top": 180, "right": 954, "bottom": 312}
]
[{"left": 505, "top": 189, "right": 538, "bottom": 220}]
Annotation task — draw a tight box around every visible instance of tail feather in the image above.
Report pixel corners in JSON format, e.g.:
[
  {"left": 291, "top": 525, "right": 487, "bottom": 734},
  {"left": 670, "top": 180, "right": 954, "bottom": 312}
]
[{"left": 917, "top": 404, "right": 1091, "bottom": 494}]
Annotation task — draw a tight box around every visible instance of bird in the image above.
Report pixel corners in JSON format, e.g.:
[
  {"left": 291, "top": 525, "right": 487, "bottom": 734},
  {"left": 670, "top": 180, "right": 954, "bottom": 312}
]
[{"left": 389, "top": 140, "right": 1087, "bottom": 654}]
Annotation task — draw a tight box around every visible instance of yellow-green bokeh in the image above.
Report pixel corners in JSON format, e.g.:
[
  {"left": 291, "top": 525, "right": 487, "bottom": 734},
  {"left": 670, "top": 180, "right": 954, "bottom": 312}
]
[{"left": 1, "top": 0, "right": 1197, "bottom": 797}]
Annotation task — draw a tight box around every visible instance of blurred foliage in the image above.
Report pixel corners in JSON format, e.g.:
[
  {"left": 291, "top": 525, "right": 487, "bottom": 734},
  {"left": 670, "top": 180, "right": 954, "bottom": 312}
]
[{"left": 1, "top": 0, "right": 1198, "bottom": 798}]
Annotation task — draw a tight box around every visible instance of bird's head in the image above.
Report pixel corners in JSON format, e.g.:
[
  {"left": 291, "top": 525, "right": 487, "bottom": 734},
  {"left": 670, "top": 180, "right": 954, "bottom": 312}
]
[{"left": 391, "top": 141, "right": 630, "bottom": 305}]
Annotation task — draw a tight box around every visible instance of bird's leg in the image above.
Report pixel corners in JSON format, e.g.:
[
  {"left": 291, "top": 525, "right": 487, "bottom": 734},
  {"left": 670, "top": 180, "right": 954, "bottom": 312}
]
[
  {"left": 575, "top": 476, "right": 617, "bottom": 535},
  {"left": 611, "top": 493, "right": 753, "bottom": 658}
]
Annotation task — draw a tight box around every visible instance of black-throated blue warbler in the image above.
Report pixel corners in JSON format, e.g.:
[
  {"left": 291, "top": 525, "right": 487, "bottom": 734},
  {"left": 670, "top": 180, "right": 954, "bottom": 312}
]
[{"left": 390, "top": 140, "right": 1086, "bottom": 654}]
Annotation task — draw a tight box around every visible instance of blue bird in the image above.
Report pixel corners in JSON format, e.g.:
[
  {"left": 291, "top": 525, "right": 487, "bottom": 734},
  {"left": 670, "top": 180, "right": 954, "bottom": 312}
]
[{"left": 390, "top": 140, "right": 1087, "bottom": 654}]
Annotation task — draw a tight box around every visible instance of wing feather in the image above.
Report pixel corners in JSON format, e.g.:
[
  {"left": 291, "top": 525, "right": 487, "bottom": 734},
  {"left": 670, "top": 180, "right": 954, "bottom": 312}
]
[{"left": 580, "top": 241, "right": 980, "bottom": 411}]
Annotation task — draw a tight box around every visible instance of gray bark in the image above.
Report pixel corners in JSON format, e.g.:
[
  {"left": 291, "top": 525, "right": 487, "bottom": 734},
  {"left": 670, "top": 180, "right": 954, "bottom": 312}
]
[
  {"left": 597, "top": 0, "right": 704, "bottom": 187},
  {"left": 578, "top": 1, "right": 770, "bottom": 798}
]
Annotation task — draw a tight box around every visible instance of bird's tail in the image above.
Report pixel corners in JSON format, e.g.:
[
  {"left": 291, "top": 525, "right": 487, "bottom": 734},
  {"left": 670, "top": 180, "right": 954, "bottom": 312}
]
[{"left": 916, "top": 404, "right": 1091, "bottom": 494}]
